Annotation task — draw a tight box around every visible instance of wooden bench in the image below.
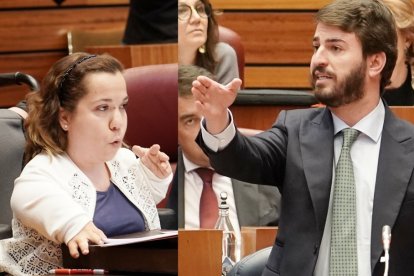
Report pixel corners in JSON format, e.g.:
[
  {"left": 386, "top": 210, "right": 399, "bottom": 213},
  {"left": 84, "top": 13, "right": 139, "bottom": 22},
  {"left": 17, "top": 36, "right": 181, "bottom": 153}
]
[
  {"left": 210, "top": 0, "right": 330, "bottom": 10},
  {"left": 0, "top": 0, "right": 128, "bottom": 107},
  {"left": 209, "top": 1, "right": 329, "bottom": 91},
  {"left": 390, "top": 106, "right": 414, "bottom": 124},
  {"left": 231, "top": 98, "right": 414, "bottom": 131},
  {"left": 86, "top": 44, "right": 178, "bottom": 68}
]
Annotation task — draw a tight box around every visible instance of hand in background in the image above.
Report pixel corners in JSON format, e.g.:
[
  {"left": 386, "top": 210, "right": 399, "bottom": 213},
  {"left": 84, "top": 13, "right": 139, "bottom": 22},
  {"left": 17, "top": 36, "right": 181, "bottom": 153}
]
[
  {"left": 67, "top": 222, "right": 106, "bottom": 258},
  {"left": 192, "top": 76, "right": 242, "bottom": 134},
  {"left": 132, "top": 144, "right": 172, "bottom": 178}
]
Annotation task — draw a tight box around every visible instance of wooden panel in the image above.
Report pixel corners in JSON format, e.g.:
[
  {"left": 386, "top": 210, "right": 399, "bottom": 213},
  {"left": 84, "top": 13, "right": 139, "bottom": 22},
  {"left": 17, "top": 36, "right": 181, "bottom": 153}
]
[
  {"left": 0, "top": 53, "right": 64, "bottom": 79},
  {"left": 211, "top": 0, "right": 329, "bottom": 10},
  {"left": 230, "top": 105, "right": 313, "bottom": 130},
  {"left": 69, "top": 27, "right": 125, "bottom": 54},
  {"left": 231, "top": 106, "right": 414, "bottom": 131},
  {"left": 0, "top": 0, "right": 128, "bottom": 8},
  {"left": 0, "top": 52, "right": 65, "bottom": 107},
  {"left": 390, "top": 106, "right": 414, "bottom": 124},
  {"left": 0, "top": 0, "right": 130, "bottom": 107},
  {"left": 0, "top": 7, "right": 128, "bottom": 52},
  {"left": 241, "top": 226, "right": 278, "bottom": 258},
  {"left": 86, "top": 43, "right": 178, "bottom": 68},
  {"left": 179, "top": 229, "right": 222, "bottom": 276},
  {"left": 216, "top": 12, "right": 315, "bottom": 64},
  {"left": 216, "top": 12, "right": 315, "bottom": 89},
  {"left": 245, "top": 66, "right": 311, "bottom": 89},
  {"left": 0, "top": 86, "right": 31, "bottom": 108}
]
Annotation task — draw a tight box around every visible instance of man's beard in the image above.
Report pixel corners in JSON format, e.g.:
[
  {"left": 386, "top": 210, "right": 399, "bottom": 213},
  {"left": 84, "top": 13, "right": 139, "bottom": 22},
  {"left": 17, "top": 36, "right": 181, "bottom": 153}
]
[{"left": 311, "top": 61, "right": 366, "bottom": 107}]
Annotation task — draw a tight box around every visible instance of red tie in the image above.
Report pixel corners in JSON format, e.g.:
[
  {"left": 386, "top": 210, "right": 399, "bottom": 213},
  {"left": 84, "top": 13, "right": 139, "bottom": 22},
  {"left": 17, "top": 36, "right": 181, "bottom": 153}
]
[{"left": 195, "top": 168, "right": 218, "bottom": 229}]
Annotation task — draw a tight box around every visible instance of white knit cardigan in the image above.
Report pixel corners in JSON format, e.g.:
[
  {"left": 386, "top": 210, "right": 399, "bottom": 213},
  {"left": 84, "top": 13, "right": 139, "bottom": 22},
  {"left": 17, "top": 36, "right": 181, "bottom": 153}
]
[{"left": 0, "top": 148, "right": 171, "bottom": 276}]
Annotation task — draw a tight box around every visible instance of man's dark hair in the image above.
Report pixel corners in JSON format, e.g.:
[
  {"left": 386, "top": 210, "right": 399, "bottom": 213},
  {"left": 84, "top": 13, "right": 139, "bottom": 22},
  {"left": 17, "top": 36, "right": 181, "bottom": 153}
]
[
  {"left": 316, "top": 0, "right": 398, "bottom": 93},
  {"left": 179, "top": 65, "right": 215, "bottom": 98}
]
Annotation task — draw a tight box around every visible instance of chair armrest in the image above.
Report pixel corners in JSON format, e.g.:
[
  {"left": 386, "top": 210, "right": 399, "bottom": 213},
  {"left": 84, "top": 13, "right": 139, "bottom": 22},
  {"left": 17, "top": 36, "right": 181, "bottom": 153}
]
[
  {"left": 158, "top": 208, "right": 177, "bottom": 230},
  {"left": 0, "top": 223, "right": 12, "bottom": 239},
  {"left": 235, "top": 89, "right": 318, "bottom": 106}
]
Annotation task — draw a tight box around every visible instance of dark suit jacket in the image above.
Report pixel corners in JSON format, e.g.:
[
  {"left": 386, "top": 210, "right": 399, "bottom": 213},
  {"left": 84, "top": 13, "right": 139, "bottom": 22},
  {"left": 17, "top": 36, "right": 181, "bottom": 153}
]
[
  {"left": 167, "top": 150, "right": 281, "bottom": 229},
  {"left": 197, "top": 106, "right": 414, "bottom": 276},
  {"left": 123, "top": 0, "right": 177, "bottom": 44}
]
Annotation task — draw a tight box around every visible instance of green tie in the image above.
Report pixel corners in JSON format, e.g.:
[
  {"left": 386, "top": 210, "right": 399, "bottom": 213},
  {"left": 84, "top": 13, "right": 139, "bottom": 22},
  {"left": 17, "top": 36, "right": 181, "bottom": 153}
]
[{"left": 330, "top": 128, "right": 360, "bottom": 276}]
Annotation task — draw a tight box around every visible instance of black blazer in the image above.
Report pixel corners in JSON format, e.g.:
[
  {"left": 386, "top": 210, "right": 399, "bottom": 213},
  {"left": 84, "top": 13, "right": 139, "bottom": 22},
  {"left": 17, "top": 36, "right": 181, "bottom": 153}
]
[
  {"left": 197, "top": 106, "right": 414, "bottom": 276},
  {"left": 123, "top": 0, "right": 177, "bottom": 44}
]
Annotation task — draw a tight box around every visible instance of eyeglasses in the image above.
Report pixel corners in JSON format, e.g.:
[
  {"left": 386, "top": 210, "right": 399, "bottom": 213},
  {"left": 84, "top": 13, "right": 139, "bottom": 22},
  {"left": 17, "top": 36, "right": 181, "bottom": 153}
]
[{"left": 178, "top": 3, "right": 212, "bottom": 21}]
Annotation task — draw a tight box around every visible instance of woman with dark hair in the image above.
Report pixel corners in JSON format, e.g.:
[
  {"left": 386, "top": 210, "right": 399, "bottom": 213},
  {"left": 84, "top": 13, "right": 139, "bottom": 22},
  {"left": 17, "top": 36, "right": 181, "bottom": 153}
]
[
  {"left": 178, "top": 0, "right": 239, "bottom": 84},
  {"left": 0, "top": 53, "right": 172, "bottom": 276}
]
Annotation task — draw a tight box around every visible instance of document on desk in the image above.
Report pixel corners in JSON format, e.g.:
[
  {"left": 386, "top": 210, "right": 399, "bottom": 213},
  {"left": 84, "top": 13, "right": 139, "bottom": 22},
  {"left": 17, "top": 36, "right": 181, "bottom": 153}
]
[{"left": 97, "top": 230, "right": 178, "bottom": 247}]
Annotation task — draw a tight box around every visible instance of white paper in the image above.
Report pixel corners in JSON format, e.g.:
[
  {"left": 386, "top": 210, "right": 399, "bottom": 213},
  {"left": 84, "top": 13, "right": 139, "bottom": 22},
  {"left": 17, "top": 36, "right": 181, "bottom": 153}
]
[{"left": 96, "top": 230, "right": 178, "bottom": 247}]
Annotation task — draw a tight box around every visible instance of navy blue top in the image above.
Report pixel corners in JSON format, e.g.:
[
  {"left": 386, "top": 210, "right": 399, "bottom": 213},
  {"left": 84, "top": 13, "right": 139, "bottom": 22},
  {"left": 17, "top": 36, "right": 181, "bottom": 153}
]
[{"left": 93, "top": 183, "right": 145, "bottom": 237}]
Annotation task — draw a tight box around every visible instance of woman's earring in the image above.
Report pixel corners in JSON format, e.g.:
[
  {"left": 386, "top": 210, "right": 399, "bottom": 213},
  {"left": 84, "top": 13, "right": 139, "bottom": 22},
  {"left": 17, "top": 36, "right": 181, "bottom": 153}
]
[
  {"left": 411, "top": 64, "right": 414, "bottom": 90},
  {"left": 63, "top": 124, "right": 68, "bottom": 131},
  {"left": 198, "top": 45, "right": 206, "bottom": 54}
]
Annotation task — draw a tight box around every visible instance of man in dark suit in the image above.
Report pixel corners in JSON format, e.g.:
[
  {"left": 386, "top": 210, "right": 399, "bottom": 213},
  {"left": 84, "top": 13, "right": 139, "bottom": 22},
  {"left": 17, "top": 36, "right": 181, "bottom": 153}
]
[
  {"left": 192, "top": 0, "right": 414, "bottom": 275},
  {"left": 168, "top": 65, "right": 281, "bottom": 232}
]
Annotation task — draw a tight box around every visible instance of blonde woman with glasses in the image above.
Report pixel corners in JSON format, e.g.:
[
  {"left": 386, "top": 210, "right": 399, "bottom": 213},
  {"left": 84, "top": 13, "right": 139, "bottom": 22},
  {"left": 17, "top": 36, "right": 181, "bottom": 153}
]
[{"left": 382, "top": 0, "right": 414, "bottom": 105}]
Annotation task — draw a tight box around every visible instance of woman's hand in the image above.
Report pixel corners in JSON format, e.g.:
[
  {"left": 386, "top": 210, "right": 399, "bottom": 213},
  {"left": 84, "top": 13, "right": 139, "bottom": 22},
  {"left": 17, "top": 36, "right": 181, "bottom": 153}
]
[
  {"left": 67, "top": 222, "right": 106, "bottom": 258},
  {"left": 132, "top": 144, "right": 172, "bottom": 178}
]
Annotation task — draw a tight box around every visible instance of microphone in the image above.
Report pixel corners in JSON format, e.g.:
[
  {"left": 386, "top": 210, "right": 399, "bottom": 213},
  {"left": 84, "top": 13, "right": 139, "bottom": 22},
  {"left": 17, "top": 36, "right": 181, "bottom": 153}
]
[
  {"left": 382, "top": 225, "right": 391, "bottom": 251},
  {"left": 381, "top": 225, "right": 391, "bottom": 276}
]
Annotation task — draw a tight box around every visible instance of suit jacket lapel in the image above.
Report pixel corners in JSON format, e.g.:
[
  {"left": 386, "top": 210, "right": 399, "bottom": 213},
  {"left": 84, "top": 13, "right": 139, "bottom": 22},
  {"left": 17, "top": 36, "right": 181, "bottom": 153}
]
[
  {"left": 301, "top": 108, "right": 335, "bottom": 237},
  {"left": 371, "top": 108, "right": 414, "bottom": 270}
]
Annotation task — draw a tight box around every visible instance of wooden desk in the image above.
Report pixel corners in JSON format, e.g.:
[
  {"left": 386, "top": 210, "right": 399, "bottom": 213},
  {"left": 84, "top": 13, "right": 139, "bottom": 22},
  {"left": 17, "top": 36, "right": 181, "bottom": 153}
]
[
  {"left": 62, "top": 232, "right": 177, "bottom": 275},
  {"left": 178, "top": 227, "right": 278, "bottom": 275},
  {"left": 178, "top": 229, "right": 222, "bottom": 276},
  {"left": 85, "top": 43, "right": 178, "bottom": 68},
  {"left": 241, "top": 226, "right": 278, "bottom": 258}
]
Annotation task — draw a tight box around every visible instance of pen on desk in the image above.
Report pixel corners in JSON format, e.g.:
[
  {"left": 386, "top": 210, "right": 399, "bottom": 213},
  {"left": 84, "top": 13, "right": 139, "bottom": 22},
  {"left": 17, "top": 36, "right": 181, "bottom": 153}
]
[{"left": 48, "top": 269, "right": 109, "bottom": 275}]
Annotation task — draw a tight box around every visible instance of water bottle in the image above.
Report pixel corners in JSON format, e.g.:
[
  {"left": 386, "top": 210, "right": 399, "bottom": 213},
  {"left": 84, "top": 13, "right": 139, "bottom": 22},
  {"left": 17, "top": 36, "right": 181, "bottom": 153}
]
[{"left": 214, "top": 192, "right": 240, "bottom": 275}]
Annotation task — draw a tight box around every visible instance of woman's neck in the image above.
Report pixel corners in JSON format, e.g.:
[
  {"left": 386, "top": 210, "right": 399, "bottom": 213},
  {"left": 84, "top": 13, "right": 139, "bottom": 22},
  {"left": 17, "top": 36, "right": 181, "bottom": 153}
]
[
  {"left": 85, "top": 165, "right": 111, "bottom": 192},
  {"left": 68, "top": 153, "right": 111, "bottom": 192},
  {"left": 179, "top": 47, "right": 197, "bottom": 65}
]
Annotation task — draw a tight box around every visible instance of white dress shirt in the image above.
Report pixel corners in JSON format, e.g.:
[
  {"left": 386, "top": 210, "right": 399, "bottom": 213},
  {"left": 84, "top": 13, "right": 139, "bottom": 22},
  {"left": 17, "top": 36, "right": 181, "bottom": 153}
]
[
  {"left": 182, "top": 154, "right": 241, "bottom": 240},
  {"left": 201, "top": 101, "right": 385, "bottom": 275},
  {"left": 314, "top": 100, "right": 384, "bottom": 276}
]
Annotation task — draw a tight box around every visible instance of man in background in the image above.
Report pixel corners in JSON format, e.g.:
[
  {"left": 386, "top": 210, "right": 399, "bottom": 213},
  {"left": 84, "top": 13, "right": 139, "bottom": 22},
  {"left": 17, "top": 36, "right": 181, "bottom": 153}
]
[{"left": 168, "top": 65, "right": 281, "bottom": 236}]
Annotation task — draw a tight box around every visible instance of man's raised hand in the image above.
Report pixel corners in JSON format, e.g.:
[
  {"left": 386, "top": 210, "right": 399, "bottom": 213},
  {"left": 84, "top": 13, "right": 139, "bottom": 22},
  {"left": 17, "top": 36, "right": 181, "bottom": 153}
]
[{"left": 192, "top": 76, "right": 242, "bottom": 134}]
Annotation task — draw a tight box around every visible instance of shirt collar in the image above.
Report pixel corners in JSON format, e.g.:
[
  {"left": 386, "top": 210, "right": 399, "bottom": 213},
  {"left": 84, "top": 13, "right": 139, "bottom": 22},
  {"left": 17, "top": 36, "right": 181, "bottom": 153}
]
[
  {"left": 331, "top": 99, "right": 384, "bottom": 143},
  {"left": 182, "top": 153, "right": 214, "bottom": 173}
]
